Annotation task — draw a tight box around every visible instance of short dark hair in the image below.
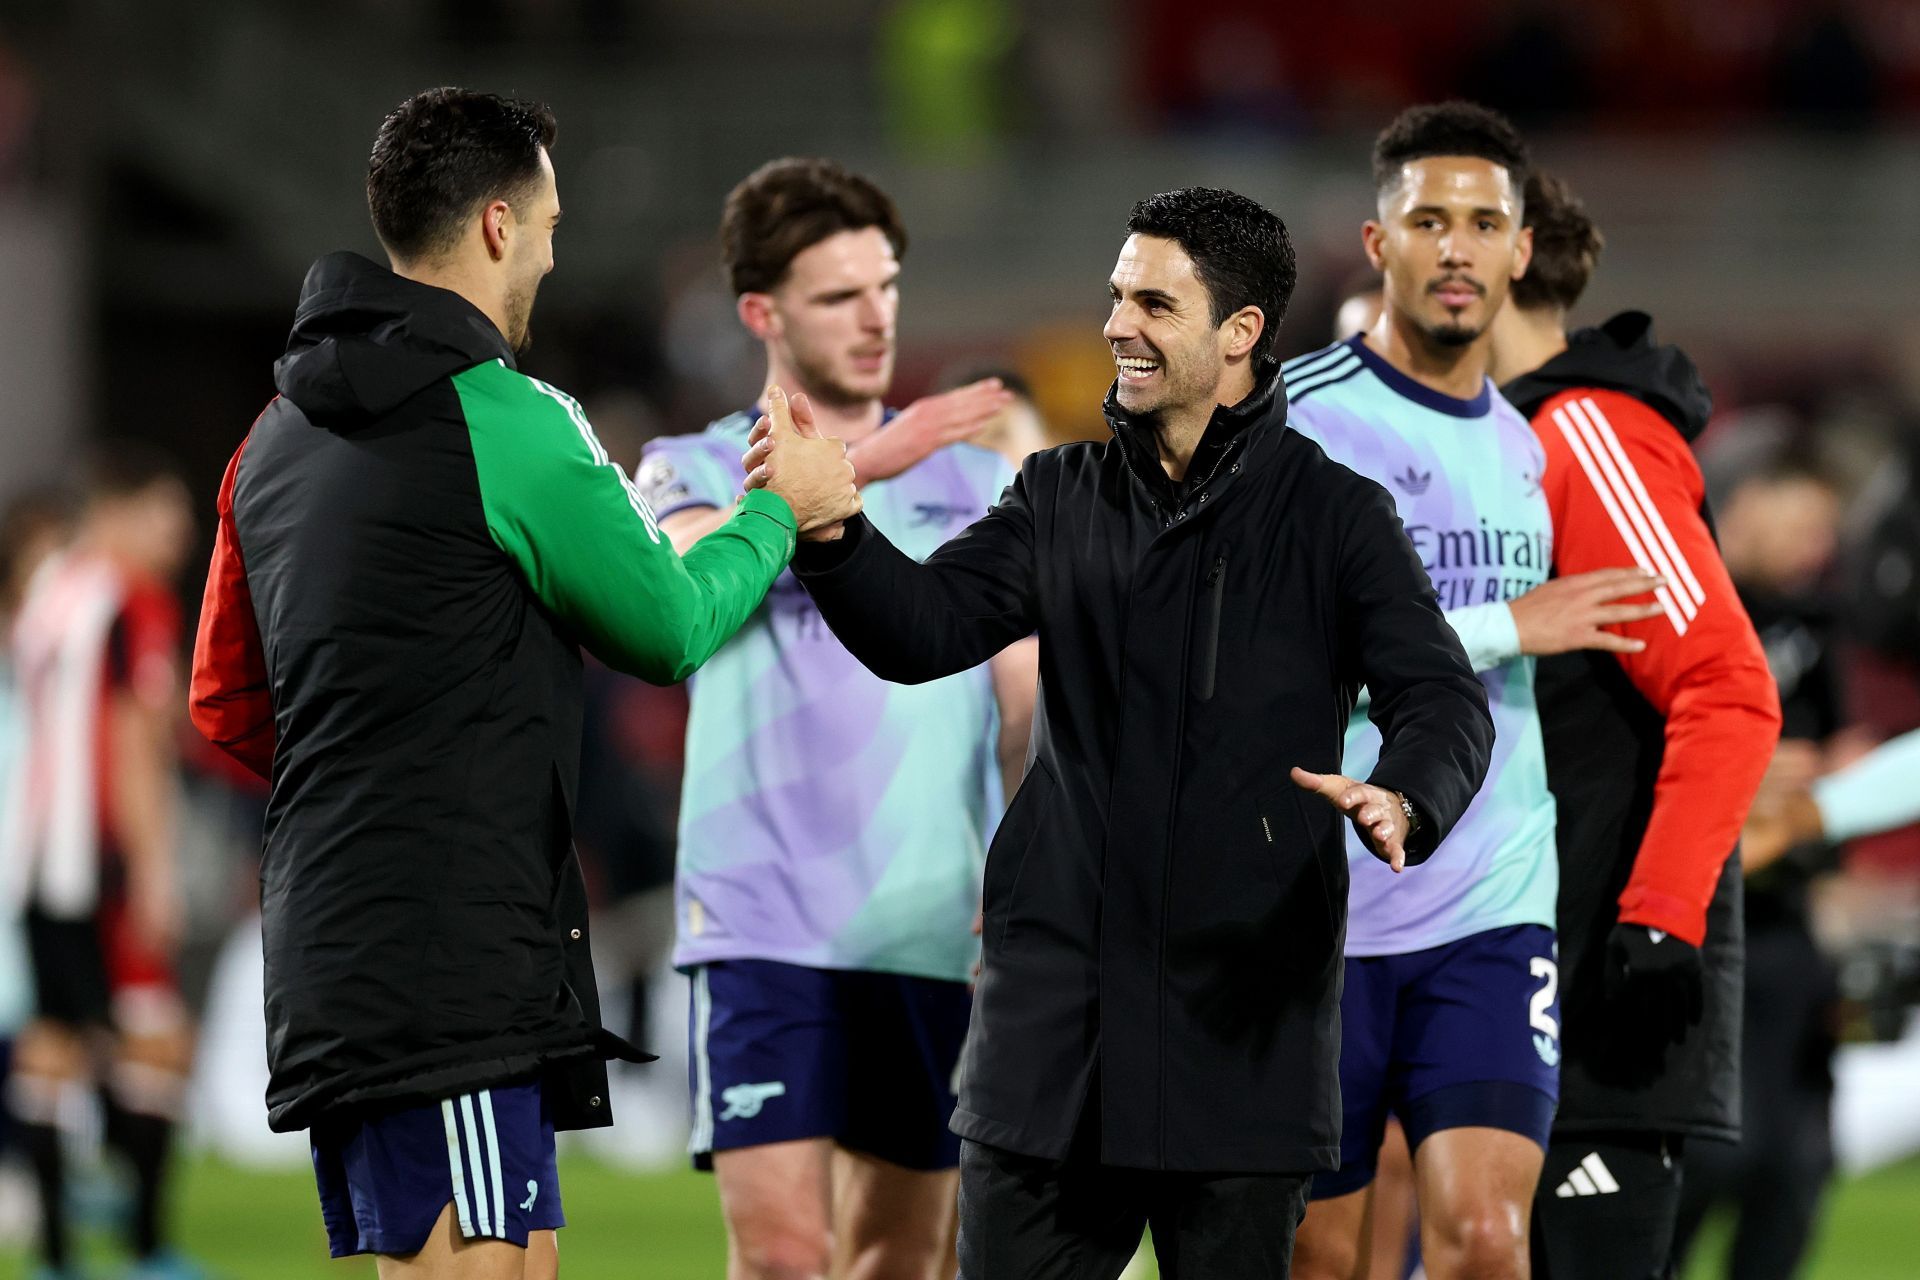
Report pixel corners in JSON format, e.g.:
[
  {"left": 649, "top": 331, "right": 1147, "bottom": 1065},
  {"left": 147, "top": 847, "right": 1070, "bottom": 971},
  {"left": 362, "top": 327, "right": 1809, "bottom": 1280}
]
[
  {"left": 367, "top": 87, "right": 558, "bottom": 263},
  {"left": 721, "top": 158, "right": 908, "bottom": 296},
  {"left": 1124, "top": 187, "right": 1297, "bottom": 363},
  {"left": 1512, "top": 171, "right": 1604, "bottom": 313},
  {"left": 1372, "top": 101, "right": 1530, "bottom": 197}
]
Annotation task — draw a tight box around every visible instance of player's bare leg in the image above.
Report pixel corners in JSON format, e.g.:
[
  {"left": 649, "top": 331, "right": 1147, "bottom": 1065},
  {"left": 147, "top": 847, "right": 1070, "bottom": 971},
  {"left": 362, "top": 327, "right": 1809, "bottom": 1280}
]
[
  {"left": 1367, "top": 1120, "right": 1418, "bottom": 1279},
  {"left": 830, "top": 1147, "right": 958, "bottom": 1280},
  {"left": 1413, "top": 1127, "right": 1543, "bottom": 1280},
  {"left": 714, "top": 1138, "right": 835, "bottom": 1280},
  {"left": 1291, "top": 1184, "right": 1370, "bottom": 1280},
  {"left": 376, "top": 1201, "right": 530, "bottom": 1279},
  {"left": 524, "top": 1229, "right": 559, "bottom": 1280}
]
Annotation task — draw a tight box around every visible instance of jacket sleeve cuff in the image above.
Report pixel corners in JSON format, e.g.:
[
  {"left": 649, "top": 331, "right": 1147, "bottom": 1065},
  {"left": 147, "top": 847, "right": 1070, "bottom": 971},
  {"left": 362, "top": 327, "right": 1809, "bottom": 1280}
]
[
  {"left": 1616, "top": 887, "right": 1709, "bottom": 948},
  {"left": 1364, "top": 771, "right": 1440, "bottom": 866},
  {"left": 790, "top": 514, "right": 874, "bottom": 578}
]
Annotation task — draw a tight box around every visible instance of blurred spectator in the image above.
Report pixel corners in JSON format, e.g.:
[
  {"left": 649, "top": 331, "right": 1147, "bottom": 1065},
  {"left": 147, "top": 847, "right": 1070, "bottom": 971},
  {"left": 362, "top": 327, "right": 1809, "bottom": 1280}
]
[{"left": 1672, "top": 451, "right": 1846, "bottom": 1280}]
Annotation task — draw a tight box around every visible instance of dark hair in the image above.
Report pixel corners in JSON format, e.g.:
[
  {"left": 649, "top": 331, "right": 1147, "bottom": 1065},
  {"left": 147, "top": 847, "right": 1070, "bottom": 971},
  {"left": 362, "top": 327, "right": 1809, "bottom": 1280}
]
[
  {"left": 721, "top": 158, "right": 907, "bottom": 295},
  {"left": 84, "top": 441, "right": 186, "bottom": 501},
  {"left": 1512, "top": 171, "right": 1604, "bottom": 313},
  {"left": 1124, "top": 187, "right": 1297, "bottom": 363},
  {"left": 367, "top": 88, "right": 558, "bottom": 263},
  {"left": 1372, "top": 101, "right": 1530, "bottom": 197}
]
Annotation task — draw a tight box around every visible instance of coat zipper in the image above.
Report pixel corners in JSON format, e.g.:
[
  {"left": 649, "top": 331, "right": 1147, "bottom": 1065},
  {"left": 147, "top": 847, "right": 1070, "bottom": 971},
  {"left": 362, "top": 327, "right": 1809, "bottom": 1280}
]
[{"left": 1197, "top": 553, "right": 1228, "bottom": 701}]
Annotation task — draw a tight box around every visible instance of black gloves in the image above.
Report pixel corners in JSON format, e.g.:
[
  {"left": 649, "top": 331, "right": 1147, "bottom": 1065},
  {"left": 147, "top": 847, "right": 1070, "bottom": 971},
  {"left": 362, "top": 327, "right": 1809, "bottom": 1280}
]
[{"left": 1605, "top": 923, "right": 1705, "bottom": 1045}]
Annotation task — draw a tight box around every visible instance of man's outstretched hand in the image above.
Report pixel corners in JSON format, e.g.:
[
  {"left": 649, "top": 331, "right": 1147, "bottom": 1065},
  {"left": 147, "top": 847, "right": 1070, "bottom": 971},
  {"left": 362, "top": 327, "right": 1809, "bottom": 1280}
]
[
  {"left": 1291, "top": 767, "right": 1413, "bottom": 872},
  {"left": 742, "top": 386, "right": 861, "bottom": 539},
  {"left": 845, "top": 378, "right": 1013, "bottom": 485},
  {"left": 1509, "top": 568, "right": 1667, "bottom": 656}
]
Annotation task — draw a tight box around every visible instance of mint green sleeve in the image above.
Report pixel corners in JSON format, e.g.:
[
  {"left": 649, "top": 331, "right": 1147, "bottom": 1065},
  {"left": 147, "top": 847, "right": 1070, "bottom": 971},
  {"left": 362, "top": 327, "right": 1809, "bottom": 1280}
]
[
  {"left": 454, "top": 360, "right": 797, "bottom": 684},
  {"left": 1444, "top": 601, "right": 1522, "bottom": 672},
  {"left": 1812, "top": 727, "right": 1920, "bottom": 844}
]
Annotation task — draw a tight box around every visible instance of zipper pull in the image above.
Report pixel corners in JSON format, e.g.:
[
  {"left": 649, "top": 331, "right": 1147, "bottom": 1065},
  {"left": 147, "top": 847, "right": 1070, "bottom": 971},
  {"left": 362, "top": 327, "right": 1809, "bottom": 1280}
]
[{"left": 1206, "top": 556, "right": 1226, "bottom": 586}]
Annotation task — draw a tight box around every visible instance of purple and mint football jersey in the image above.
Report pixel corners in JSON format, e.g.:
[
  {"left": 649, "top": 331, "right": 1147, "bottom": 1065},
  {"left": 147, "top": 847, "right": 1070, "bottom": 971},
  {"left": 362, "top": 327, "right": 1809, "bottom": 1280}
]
[
  {"left": 636, "top": 412, "right": 1012, "bottom": 982},
  {"left": 1285, "top": 336, "right": 1559, "bottom": 956}
]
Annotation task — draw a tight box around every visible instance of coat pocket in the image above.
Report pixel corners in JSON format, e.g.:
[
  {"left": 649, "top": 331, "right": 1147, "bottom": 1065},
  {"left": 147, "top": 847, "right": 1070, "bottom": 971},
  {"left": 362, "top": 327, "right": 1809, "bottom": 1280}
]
[
  {"left": 983, "top": 757, "right": 1057, "bottom": 948},
  {"left": 1195, "top": 550, "right": 1229, "bottom": 702}
]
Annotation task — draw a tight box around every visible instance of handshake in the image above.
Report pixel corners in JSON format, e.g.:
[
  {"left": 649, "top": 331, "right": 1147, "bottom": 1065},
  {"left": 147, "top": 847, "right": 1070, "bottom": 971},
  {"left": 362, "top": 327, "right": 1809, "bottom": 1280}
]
[{"left": 741, "top": 386, "right": 863, "bottom": 541}]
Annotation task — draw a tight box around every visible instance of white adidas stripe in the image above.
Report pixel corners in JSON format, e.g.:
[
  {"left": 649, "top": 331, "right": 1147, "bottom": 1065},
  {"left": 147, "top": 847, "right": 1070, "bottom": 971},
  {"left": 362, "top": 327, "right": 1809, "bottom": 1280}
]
[
  {"left": 689, "top": 967, "right": 715, "bottom": 1155},
  {"left": 1577, "top": 397, "right": 1707, "bottom": 608},
  {"left": 1581, "top": 1151, "right": 1621, "bottom": 1194},
  {"left": 1552, "top": 403, "right": 1692, "bottom": 636},
  {"left": 1562, "top": 398, "right": 1699, "bottom": 625},
  {"left": 480, "top": 1090, "right": 506, "bottom": 1234},
  {"left": 1554, "top": 1151, "right": 1623, "bottom": 1197},
  {"left": 441, "top": 1099, "right": 476, "bottom": 1234},
  {"left": 459, "top": 1093, "right": 492, "bottom": 1235}
]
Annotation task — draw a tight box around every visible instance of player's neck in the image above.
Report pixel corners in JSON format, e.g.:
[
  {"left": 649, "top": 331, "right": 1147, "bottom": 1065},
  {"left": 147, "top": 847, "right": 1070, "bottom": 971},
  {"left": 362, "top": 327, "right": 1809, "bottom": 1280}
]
[
  {"left": 1487, "top": 307, "right": 1569, "bottom": 386},
  {"left": 1364, "top": 311, "right": 1490, "bottom": 402},
  {"left": 760, "top": 360, "right": 886, "bottom": 442}
]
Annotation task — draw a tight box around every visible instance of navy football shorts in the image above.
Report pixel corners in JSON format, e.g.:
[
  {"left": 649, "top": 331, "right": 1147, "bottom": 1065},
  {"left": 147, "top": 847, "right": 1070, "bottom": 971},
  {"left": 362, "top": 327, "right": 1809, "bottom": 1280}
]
[
  {"left": 310, "top": 1081, "right": 562, "bottom": 1257},
  {"left": 687, "top": 958, "right": 972, "bottom": 1171},
  {"left": 1313, "top": 923, "right": 1561, "bottom": 1200}
]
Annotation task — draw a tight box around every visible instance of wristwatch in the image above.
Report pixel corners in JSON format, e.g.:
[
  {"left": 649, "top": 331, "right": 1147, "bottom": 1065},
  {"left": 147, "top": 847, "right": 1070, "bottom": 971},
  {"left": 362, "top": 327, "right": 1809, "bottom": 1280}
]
[{"left": 1395, "top": 792, "right": 1421, "bottom": 837}]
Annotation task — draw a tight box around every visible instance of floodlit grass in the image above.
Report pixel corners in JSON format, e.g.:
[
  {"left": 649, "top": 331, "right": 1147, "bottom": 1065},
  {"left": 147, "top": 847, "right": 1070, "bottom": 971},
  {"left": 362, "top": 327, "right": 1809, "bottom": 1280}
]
[{"left": 0, "top": 1153, "right": 1912, "bottom": 1278}]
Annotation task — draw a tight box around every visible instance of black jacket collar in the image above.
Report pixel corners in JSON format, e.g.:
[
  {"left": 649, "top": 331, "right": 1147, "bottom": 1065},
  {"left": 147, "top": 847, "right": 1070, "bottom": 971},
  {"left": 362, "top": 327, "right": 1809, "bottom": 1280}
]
[
  {"left": 274, "top": 252, "right": 516, "bottom": 428},
  {"left": 1103, "top": 358, "right": 1287, "bottom": 508}
]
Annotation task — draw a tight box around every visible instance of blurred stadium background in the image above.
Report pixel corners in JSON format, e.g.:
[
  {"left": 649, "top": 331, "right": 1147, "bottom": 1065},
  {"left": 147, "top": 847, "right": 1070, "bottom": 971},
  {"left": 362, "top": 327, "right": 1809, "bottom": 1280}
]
[{"left": 3, "top": 1, "right": 1920, "bottom": 1276}]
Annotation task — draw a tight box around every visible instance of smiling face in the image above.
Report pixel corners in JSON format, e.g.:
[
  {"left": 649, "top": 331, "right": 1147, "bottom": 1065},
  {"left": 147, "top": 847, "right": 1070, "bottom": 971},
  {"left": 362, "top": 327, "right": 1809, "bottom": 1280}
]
[
  {"left": 1366, "top": 155, "right": 1530, "bottom": 351},
  {"left": 1104, "top": 233, "right": 1252, "bottom": 419},
  {"left": 754, "top": 226, "right": 899, "bottom": 408}
]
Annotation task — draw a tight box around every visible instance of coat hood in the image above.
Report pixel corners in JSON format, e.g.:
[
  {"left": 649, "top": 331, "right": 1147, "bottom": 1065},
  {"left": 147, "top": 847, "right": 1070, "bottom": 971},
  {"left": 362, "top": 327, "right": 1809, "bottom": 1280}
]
[
  {"left": 273, "top": 252, "right": 516, "bottom": 427},
  {"left": 1502, "top": 311, "right": 1713, "bottom": 443}
]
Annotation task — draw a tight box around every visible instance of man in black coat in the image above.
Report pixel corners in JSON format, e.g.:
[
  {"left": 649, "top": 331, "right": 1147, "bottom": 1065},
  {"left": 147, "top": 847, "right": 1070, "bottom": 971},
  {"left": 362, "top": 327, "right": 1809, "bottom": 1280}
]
[{"left": 746, "top": 188, "right": 1495, "bottom": 1278}]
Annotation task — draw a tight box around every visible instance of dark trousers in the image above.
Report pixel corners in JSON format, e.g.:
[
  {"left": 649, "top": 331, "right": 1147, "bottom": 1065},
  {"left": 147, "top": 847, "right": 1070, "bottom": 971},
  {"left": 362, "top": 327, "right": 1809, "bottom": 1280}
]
[
  {"left": 1532, "top": 1131, "right": 1683, "bottom": 1280},
  {"left": 957, "top": 1138, "right": 1310, "bottom": 1279},
  {"left": 1671, "top": 918, "right": 1836, "bottom": 1280}
]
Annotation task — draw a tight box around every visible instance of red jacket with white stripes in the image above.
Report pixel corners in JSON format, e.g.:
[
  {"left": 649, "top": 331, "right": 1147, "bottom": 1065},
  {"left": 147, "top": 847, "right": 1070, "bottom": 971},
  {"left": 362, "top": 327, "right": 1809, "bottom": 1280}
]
[{"left": 1505, "top": 311, "right": 1780, "bottom": 1137}]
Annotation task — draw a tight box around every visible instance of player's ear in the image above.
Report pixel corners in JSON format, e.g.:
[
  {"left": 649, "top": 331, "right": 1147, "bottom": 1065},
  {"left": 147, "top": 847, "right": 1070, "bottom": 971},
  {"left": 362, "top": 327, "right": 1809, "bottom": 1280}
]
[
  {"left": 737, "top": 292, "right": 778, "bottom": 342},
  {"left": 1511, "top": 223, "right": 1535, "bottom": 282},
  {"left": 1222, "top": 305, "right": 1264, "bottom": 362},
  {"left": 481, "top": 199, "right": 512, "bottom": 262},
  {"left": 1361, "top": 220, "right": 1388, "bottom": 272}
]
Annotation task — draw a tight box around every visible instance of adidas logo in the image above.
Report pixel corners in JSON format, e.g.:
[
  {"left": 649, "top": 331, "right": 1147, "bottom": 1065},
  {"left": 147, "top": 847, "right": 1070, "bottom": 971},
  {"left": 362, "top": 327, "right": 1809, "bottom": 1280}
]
[
  {"left": 1554, "top": 1152, "right": 1621, "bottom": 1198},
  {"left": 1394, "top": 466, "right": 1433, "bottom": 496}
]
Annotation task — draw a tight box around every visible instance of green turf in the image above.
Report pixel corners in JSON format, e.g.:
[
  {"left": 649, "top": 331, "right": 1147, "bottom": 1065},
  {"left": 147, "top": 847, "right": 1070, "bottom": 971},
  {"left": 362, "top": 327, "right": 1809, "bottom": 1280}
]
[{"left": 0, "top": 1152, "right": 1912, "bottom": 1277}]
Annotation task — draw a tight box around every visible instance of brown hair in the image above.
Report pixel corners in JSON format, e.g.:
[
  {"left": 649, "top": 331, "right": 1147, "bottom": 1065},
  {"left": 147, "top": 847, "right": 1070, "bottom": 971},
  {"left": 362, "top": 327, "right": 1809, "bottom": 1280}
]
[
  {"left": 1512, "top": 170, "right": 1604, "bottom": 313},
  {"left": 720, "top": 157, "right": 907, "bottom": 295}
]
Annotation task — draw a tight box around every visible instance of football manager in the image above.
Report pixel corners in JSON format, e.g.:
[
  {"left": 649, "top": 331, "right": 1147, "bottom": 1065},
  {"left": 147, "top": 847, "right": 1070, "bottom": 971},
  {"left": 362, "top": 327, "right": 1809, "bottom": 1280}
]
[{"left": 748, "top": 187, "right": 1494, "bottom": 1277}]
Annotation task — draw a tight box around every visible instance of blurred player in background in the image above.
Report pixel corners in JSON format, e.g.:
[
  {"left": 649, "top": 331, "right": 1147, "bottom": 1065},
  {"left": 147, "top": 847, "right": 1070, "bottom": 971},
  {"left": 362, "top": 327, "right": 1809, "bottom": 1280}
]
[
  {"left": 1668, "top": 454, "right": 1849, "bottom": 1280},
  {"left": 1286, "top": 103, "right": 1664, "bottom": 1280},
  {"left": 635, "top": 157, "right": 1035, "bottom": 1280},
  {"left": 1491, "top": 171, "right": 1782, "bottom": 1280},
  {"left": 7, "top": 448, "right": 200, "bottom": 1280}
]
